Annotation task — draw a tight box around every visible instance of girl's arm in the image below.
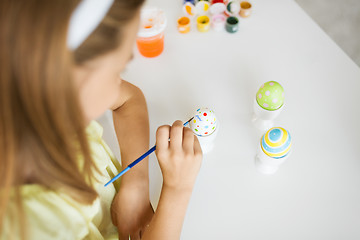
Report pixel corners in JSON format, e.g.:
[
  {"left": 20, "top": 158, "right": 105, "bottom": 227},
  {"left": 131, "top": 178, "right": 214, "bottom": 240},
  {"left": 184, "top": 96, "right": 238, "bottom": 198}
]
[
  {"left": 142, "top": 121, "right": 203, "bottom": 239},
  {"left": 110, "top": 79, "right": 153, "bottom": 239},
  {"left": 111, "top": 79, "right": 149, "bottom": 188}
]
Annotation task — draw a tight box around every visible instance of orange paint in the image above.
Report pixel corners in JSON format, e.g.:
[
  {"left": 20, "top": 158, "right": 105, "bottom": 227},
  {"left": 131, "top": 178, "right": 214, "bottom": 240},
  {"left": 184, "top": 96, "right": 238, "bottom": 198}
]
[
  {"left": 177, "top": 16, "right": 190, "bottom": 33},
  {"left": 136, "top": 33, "right": 164, "bottom": 58},
  {"left": 185, "top": 5, "right": 192, "bottom": 15},
  {"left": 240, "top": 1, "right": 252, "bottom": 18}
]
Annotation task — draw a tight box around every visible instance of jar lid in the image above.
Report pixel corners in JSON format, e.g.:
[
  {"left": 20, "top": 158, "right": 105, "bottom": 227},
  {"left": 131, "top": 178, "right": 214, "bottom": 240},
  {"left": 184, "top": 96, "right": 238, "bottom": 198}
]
[
  {"left": 137, "top": 7, "right": 167, "bottom": 38},
  {"left": 210, "top": 2, "right": 226, "bottom": 15},
  {"left": 195, "top": 1, "right": 210, "bottom": 15},
  {"left": 225, "top": 1, "right": 240, "bottom": 15},
  {"left": 183, "top": 2, "right": 196, "bottom": 16}
]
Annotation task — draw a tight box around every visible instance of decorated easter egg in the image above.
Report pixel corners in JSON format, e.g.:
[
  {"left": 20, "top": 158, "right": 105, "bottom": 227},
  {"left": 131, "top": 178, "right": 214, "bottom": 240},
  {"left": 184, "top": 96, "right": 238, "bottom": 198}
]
[
  {"left": 189, "top": 107, "right": 217, "bottom": 137},
  {"left": 256, "top": 81, "right": 284, "bottom": 111},
  {"left": 261, "top": 127, "right": 291, "bottom": 158}
]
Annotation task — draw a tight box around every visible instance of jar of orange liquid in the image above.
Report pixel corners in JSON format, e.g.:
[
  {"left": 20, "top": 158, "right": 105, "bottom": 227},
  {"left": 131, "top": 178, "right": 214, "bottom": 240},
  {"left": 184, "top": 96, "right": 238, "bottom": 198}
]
[{"left": 137, "top": 8, "right": 167, "bottom": 58}]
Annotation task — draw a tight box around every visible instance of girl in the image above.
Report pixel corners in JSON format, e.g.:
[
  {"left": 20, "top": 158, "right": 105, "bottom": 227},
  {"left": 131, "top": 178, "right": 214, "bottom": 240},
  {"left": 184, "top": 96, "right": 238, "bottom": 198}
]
[{"left": 0, "top": 0, "right": 202, "bottom": 239}]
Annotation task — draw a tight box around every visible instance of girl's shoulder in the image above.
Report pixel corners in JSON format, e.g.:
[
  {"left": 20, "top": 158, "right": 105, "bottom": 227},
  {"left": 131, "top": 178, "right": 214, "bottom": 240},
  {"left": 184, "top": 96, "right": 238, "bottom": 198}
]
[{"left": 2, "top": 184, "right": 101, "bottom": 240}]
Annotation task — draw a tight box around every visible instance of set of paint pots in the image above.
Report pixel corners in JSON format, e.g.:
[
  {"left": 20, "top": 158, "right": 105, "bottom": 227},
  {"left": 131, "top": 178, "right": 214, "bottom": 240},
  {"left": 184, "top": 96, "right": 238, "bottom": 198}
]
[{"left": 178, "top": 0, "right": 252, "bottom": 33}]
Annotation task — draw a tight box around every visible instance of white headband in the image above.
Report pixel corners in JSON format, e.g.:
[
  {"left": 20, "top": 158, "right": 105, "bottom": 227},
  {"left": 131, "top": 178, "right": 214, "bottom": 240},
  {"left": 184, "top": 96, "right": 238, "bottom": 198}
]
[{"left": 67, "top": 0, "right": 114, "bottom": 50}]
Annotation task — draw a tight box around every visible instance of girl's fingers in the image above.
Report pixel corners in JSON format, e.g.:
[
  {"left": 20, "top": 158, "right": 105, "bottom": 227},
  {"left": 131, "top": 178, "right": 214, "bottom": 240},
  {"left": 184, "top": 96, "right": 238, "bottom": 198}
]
[
  {"left": 183, "top": 127, "right": 195, "bottom": 153},
  {"left": 118, "top": 233, "right": 127, "bottom": 240},
  {"left": 169, "top": 120, "right": 184, "bottom": 149},
  {"left": 193, "top": 135, "right": 202, "bottom": 156},
  {"left": 156, "top": 125, "right": 171, "bottom": 150},
  {"left": 130, "top": 233, "right": 140, "bottom": 240}
]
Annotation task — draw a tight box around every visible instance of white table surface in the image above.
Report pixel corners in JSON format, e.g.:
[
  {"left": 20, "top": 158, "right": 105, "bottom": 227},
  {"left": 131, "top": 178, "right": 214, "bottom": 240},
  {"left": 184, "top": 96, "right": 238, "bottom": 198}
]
[{"left": 98, "top": 0, "right": 360, "bottom": 239}]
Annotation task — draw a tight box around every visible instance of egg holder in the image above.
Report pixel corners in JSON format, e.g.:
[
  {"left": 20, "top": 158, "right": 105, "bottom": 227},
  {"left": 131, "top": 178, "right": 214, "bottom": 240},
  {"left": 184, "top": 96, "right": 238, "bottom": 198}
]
[
  {"left": 255, "top": 144, "right": 291, "bottom": 174},
  {"left": 178, "top": 0, "right": 252, "bottom": 33},
  {"left": 252, "top": 99, "right": 285, "bottom": 131},
  {"left": 187, "top": 107, "right": 219, "bottom": 155},
  {"left": 193, "top": 121, "right": 219, "bottom": 154},
  {"left": 252, "top": 82, "right": 291, "bottom": 175}
]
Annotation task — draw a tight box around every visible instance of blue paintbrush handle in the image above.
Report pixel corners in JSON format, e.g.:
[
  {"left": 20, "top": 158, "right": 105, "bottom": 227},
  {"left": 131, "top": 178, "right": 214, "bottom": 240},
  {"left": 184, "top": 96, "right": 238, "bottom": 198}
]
[
  {"left": 104, "top": 146, "right": 156, "bottom": 187},
  {"left": 104, "top": 119, "right": 192, "bottom": 187}
]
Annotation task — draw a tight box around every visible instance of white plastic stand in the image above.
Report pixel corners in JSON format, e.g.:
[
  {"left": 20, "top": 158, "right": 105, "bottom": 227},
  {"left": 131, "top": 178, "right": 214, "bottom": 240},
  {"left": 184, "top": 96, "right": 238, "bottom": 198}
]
[
  {"left": 252, "top": 99, "right": 284, "bottom": 132},
  {"left": 254, "top": 144, "right": 290, "bottom": 174},
  {"left": 196, "top": 122, "right": 219, "bottom": 155}
]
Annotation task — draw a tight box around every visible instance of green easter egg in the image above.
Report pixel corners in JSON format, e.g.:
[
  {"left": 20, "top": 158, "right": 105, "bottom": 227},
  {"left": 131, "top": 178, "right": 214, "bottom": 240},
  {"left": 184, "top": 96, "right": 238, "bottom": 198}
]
[{"left": 256, "top": 81, "right": 284, "bottom": 111}]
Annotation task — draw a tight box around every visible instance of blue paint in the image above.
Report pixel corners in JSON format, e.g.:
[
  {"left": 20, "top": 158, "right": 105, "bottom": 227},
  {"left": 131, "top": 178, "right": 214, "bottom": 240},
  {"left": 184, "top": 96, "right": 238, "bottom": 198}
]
[
  {"left": 195, "top": 115, "right": 202, "bottom": 121},
  {"left": 184, "top": 0, "right": 195, "bottom": 4},
  {"left": 269, "top": 128, "right": 282, "bottom": 142}
]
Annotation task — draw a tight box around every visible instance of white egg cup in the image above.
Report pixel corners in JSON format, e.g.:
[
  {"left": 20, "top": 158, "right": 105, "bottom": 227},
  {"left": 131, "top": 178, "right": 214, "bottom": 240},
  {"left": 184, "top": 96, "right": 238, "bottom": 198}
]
[
  {"left": 252, "top": 99, "right": 284, "bottom": 132},
  {"left": 194, "top": 121, "right": 219, "bottom": 155},
  {"left": 254, "top": 144, "right": 291, "bottom": 174}
]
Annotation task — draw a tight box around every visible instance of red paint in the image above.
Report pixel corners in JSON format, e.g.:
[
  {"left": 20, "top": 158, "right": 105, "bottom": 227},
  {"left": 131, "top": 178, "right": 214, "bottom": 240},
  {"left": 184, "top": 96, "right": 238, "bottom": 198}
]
[
  {"left": 203, "top": 113, "right": 207, "bottom": 116},
  {"left": 205, "top": 132, "right": 208, "bottom": 134},
  {"left": 212, "top": 0, "right": 224, "bottom": 4}
]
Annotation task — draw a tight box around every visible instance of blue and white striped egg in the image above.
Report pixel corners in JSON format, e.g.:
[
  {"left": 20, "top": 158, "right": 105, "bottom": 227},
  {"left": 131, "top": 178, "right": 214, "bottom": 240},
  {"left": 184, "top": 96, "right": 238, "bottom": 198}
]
[
  {"left": 261, "top": 127, "right": 291, "bottom": 158},
  {"left": 189, "top": 107, "right": 217, "bottom": 137}
]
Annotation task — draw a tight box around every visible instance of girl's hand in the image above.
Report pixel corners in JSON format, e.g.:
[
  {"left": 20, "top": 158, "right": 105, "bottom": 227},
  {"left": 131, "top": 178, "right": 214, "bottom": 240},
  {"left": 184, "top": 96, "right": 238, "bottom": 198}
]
[
  {"left": 111, "top": 184, "right": 154, "bottom": 240},
  {"left": 155, "top": 120, "right": 203, "bottom": 192}
]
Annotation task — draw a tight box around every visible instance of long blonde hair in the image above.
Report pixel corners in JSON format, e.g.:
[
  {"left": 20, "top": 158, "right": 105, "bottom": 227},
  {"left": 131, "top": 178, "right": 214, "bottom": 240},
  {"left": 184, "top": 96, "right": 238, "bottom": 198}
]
[{"left": 0, "top": 0, "right": 144, "bottom": 237}]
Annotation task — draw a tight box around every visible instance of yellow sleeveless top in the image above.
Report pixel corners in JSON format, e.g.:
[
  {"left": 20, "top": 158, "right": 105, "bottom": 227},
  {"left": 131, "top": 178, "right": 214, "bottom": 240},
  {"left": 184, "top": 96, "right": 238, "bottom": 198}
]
[{"left": 1, "top": 121, "right": 122, "bottom": 239}]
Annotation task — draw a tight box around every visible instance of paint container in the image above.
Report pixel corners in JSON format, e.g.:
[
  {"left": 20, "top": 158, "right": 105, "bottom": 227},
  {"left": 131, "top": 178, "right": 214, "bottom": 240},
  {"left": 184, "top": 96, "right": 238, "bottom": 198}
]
[
  {"left": 224, "top": 0, "right": 240, "bottom": 16},
  {"left": 183, "top": 2, "right": 196, "bottom": 17},
  {"left": 212, "top": 14, "right": 226, "bottom": 31},
  {"left": 196, "top": 1, "right": 210, "bottom": 15},
  {"left": 240, "top": 1, "right": 252, "bottom": 18},
  {"left": 210, "top": 2, "right": 226, "bottom": 15},
  {"left": 255, "top": 127, "right": 292, "bottom": 174},
  {"left": 136, "top": 8, "right": 167, "bottom": 58},
  {"left": 183, "top": 0, "right": 195, "bottom": 4},
  {"left": 197, "top": 15, "right": 210, "bottom": 32},
  {"left": 212, "top": 0, "right": 225, "bottom": 4},
  {"left": 177, "top": 16, "right": 191, "bottom": 33},
  {"left": 225, "top": 16, "right": 239, "bottom": 33}
]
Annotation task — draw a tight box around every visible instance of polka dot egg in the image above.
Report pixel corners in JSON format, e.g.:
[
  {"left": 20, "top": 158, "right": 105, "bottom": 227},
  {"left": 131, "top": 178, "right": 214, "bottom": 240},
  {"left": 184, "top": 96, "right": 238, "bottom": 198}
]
[
  {"left": 256, "top": 81, "right": 284, "bottom": 111},
  {"left": 261, "top": 127, "right": 291, "bottom": 158},
  {"left": 189, "top": 107, "right": 217, "bottom": 137}
]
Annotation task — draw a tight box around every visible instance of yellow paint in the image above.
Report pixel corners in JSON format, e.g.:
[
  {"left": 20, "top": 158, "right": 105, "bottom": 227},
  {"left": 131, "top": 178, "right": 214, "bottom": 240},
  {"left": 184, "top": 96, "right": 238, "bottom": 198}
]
[
  {"left": 197, "top": 15, "right": 210, "bottom": 32},
  {"left": 204, "top": 3, "right": 209, "bottom": 11}
]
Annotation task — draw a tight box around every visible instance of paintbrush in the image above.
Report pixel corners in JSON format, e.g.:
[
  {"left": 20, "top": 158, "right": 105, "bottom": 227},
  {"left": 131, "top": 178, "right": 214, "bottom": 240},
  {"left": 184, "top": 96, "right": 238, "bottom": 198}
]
[{"left": 104, "top": 117, "right": 194, "bottom": 187}]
